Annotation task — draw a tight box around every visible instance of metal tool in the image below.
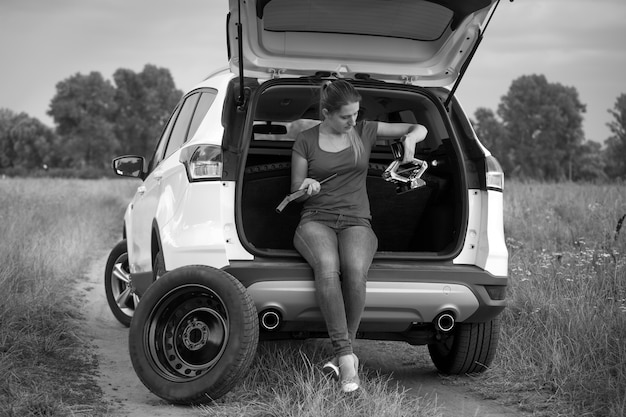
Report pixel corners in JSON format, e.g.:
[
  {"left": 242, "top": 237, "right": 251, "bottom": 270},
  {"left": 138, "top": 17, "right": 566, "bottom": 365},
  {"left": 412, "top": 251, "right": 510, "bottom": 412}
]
[{"left": 275, "top": 173, "right": 337, "bottom": 213}]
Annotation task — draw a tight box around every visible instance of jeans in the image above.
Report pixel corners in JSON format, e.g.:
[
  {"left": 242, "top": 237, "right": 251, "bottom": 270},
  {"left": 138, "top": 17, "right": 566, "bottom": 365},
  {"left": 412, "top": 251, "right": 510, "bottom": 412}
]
[{"left": 293, "top": 211, "right": 378, "bottom": 357}]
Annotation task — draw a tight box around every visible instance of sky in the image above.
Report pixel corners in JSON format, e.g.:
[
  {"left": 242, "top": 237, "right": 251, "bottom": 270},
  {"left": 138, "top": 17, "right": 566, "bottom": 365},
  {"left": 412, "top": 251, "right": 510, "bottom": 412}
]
[{"left": 1, "top": 0, "right": 625, "bottom": 143}]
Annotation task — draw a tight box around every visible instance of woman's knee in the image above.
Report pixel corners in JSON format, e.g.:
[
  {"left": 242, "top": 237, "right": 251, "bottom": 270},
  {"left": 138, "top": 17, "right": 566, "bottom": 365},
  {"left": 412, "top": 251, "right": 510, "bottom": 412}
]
[{"left": 340, "top": 265, "right": 369, "bottom": 288}]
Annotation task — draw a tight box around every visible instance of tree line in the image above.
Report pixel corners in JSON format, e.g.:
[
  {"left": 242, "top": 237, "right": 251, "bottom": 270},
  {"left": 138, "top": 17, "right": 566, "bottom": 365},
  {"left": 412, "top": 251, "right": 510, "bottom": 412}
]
[
  {"left": 0, "top": 64, "right": 182, "bottom": 177},
  {"left": 473, "top": 74, "right": 626, "bottom": 181},
  {"left": 0, "top": 68, "right": 625, "bottom": 181}
]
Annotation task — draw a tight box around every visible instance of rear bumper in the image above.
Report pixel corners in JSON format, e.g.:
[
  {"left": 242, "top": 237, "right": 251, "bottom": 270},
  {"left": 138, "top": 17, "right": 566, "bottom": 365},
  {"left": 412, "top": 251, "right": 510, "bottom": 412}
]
[{"left": 225, "top": 260, "right": 507, "bottom": 331}]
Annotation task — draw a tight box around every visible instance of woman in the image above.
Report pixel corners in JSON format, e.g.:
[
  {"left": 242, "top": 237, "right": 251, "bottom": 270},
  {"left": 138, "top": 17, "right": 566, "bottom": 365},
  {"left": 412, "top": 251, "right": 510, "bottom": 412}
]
[{"left": 291, "top": 80, "right": 427, "bottom": 392}]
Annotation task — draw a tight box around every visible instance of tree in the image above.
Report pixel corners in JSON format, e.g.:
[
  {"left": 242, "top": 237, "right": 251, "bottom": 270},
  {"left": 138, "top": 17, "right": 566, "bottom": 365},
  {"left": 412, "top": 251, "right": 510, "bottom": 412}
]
[
  {"left": 497, "top": 74, "right": 586, "bottom": 180},
  {"left": 48, "top": 71, "right": 118, "bottom": 168},
  {"left": 572, "top": 140, "right": 606, "bottom": 182},
  {"left": 0, "top": 109, "right": 59, "bottom": 170},
  {"left": 472, "top": 107, "right": 514, "bottom": 174},
  {"left": 0, "top": 108, "right": 17, "bottom": 168},
  {"left": 604, "top": 93, "right": 626, "bottom": 179},
  {"left": 113, "top": 64, "right": 182, "bottom": 158}
]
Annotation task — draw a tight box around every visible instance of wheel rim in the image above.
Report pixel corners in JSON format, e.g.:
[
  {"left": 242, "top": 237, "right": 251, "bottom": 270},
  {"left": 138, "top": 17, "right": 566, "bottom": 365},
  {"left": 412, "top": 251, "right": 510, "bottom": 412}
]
[
  {"left": 110, "top": 252, "right": 137, "bottom": 317},
  {"left": 145, "top": 284, "right": 229, "bottom": 382}
]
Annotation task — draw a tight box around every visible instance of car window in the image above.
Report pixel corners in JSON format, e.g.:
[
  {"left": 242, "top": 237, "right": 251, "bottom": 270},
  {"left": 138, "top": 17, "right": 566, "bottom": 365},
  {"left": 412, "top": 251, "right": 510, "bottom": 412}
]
[
  {"left": 149, "top": 105, "right": 181, "bottom": 172},
  {"left": 187, "top": 90, "right": 217, "bottom": 142},
  {"left": 163, "top": 92, "right": 201, "bottom": 160},
  {"left": 253, "top": 119, "right": 319, "bottom": 142}
]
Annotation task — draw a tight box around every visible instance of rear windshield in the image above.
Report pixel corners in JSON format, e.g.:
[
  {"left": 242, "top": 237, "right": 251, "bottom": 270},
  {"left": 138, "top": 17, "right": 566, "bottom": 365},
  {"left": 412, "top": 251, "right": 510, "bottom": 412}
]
[{"left": 251, "top": 83, "right": 445, "bottom": 154}]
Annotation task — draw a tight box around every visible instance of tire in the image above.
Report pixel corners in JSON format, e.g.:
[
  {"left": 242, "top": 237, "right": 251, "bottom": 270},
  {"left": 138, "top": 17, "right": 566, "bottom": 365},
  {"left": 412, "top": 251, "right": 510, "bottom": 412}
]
[
  {"left": 104, "top": 240, "right": 137, "bottom": 327},
  {"left": 128, "top": 265, "right": 259, "bottom": 404},
  {"left": 428, "top": 316, "right": 501, "bottom": 374}
]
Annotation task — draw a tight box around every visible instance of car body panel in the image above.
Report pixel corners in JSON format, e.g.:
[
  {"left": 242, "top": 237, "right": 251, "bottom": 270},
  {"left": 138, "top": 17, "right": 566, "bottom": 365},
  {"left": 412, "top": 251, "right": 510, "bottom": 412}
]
[
  {"left": 453, "top": 190, "right": 507, "bottom": 277},
  {"left": 478, "top": 190, "right": 508, "bottom": 275},
  {"left": 127, "top": 172, "right": 161, "bottom": 275},
  {"left": 227, "top": 0, "right": 496, "bottom": 86},
  {"left": 225, "top": 259, "right": 506, "bottom": 331},
  {"left": 246, "top": 280, "right": 479, "bottom": 324},
  {"left": 160, "top": 180, "right": 230, "bottom": 270}
]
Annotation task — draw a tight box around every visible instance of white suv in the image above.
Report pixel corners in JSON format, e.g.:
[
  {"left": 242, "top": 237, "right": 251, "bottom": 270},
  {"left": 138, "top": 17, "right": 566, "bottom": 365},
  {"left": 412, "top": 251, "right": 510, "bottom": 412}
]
[{"left": 105, "top": 0, "right": 508, "bottom": 404}]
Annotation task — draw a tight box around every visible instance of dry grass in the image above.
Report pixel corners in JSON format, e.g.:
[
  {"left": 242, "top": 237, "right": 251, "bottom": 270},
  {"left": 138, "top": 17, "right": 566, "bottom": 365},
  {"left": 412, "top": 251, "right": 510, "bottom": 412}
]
[
  {"left": 473, "top": 181, "right": 626, "bottom": 417},
  {"left": 0, "top": 177, "right": 136, "bottom": 416},
  {"left": 200, "top": 340, "right": 441, "bottom": 417},
  {"left": 2, "top": 178, "right": 624, "bottom": 416}
]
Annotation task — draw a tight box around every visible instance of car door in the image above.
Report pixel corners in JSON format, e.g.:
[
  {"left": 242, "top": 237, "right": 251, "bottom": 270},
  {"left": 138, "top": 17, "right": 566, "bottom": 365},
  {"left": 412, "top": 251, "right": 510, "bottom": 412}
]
[{"left": 127, "top": 92, "right": 202, "bottom": 275}]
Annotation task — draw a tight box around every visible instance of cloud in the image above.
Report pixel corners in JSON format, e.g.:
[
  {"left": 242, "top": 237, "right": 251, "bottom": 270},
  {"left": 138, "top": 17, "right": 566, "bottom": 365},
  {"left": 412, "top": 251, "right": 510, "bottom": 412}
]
[{"left": 0, "top": 0, "right": 623, "bottom": 142}]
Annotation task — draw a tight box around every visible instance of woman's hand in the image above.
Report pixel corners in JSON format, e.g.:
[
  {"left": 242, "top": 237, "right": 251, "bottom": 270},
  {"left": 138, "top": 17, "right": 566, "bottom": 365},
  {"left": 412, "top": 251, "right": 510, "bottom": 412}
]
[
  {"left": 401, "top": 125, "right": 428, "bottom": 164},
  {"left": 299, "top": 178, "right": 321, "bottom": 196}
]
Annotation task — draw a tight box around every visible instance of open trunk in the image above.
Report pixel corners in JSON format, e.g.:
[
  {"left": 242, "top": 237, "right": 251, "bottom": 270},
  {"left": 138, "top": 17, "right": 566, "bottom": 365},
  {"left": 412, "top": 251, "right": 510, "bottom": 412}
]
[{"left": 236, "top": 79, "right": 466, "bottom": 258}]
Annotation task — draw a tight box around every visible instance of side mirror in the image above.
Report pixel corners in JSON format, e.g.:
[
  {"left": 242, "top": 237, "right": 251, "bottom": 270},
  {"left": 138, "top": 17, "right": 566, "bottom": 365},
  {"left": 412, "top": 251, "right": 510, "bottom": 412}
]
[{"left": 112, "top": 156, "right": 146, "bottom": 179}]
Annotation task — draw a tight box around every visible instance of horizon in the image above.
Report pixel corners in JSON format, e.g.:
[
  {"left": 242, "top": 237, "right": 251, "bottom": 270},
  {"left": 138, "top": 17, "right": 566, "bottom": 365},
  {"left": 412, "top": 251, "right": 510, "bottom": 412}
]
[{"left": 1, "top": 0, "right": 624, "bottom": 144}]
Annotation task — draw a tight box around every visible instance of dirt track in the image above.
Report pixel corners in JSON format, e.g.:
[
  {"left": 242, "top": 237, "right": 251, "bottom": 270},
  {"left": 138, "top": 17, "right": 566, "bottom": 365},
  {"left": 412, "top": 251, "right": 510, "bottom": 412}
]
[{"left": 78, "top": 252, "right": 526, "bottom": 417}]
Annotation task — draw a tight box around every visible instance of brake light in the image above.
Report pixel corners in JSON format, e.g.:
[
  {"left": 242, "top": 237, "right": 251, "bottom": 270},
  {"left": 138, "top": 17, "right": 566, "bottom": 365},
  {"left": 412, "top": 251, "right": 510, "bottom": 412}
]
[
  {"left": 179, "top": 145, "right": 222, "bottom": 181},
  {"left": 485, "top": 155, "right": 504, "bottom": 192}
]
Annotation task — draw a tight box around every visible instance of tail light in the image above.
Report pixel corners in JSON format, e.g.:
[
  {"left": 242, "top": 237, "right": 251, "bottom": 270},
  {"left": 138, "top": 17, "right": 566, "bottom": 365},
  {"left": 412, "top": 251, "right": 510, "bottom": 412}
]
[
  {"left": 179, "top": 145, "right": 222, "bottom": 182},
  {"left": 485, "top": 155, "right": 504, "bottom": 192}
]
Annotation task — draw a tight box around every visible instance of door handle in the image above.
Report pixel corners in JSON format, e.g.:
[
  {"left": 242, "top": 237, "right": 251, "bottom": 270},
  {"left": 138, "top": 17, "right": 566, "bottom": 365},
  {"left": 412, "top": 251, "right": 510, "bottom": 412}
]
[
  {"left": 153, "top": 171, "right": 163, "bottom": 181},
  {"left": 137, "top": 185, "right": 146, "bottom": 195}
]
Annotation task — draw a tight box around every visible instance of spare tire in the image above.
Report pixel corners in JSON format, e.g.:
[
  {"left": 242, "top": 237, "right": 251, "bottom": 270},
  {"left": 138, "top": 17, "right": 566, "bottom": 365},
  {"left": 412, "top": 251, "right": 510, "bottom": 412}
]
[{"left": 128, "top": 265, "right": 258, "bottom": 404}]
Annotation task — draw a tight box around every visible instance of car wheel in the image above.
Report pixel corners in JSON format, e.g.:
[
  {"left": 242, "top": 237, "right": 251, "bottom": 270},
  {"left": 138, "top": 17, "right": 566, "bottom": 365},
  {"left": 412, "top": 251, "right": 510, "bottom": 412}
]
[
  {"left": 427, "top": 316, "right": 500, "bottom": 374},
  {"left": 104, "top": 239, "right": 137, "bottom": 327},
  {"left": 128, "top": 265, "right": 259, "bottom": 404}
]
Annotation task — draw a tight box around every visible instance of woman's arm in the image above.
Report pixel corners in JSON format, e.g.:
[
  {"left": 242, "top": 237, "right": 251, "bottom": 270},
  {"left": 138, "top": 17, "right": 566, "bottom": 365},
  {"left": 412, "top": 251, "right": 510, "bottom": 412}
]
[
  {"left": 376, "top": 122, "right": 428, "bottom": 163},
  {"left": 291, "top": 152, "right": 320, "bottom": 198}
]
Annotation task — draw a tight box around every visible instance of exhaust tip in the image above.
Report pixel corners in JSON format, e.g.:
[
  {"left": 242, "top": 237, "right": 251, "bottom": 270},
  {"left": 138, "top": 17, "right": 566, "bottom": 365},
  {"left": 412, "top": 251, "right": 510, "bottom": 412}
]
[
  {"left": 435, "top": 312, "right": 455, "bottom": 332},
  {"left": 260, "top": 309, "right": 281, "bottom": 331}
]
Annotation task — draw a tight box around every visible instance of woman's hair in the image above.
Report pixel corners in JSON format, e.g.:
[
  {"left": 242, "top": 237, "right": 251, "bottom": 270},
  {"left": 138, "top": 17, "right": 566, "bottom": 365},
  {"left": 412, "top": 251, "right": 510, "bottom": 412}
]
[{"left": 320, "top": 80, "right": 364, "bottom": 165}]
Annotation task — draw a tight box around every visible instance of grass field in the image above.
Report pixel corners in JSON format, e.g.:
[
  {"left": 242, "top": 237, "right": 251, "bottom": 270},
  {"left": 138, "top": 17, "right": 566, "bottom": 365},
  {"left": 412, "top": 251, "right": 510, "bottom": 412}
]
[
  {"left": 0, "top": 178, "right": 624, "bottom": 416},
  {"left": 479, "top": 182, "right": 626, "bottom": 416},
  {"left": 0, "top": 177, "right": 136, "bottom": 416}
]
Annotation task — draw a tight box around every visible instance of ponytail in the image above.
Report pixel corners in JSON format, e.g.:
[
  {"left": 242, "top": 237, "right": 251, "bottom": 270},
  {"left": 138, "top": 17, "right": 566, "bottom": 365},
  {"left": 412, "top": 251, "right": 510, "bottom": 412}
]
[{"left": 320, "top": 80, "right": 364, "bottom": 165}]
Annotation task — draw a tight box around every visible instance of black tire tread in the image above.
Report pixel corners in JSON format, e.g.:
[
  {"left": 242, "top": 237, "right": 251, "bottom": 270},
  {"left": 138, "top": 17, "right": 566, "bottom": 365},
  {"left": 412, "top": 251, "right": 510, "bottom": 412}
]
[
  {"left": 104, "top": 239, "right": 132, "bottom": 327},
  {"left": 428, "top": 317, "right": 500, "bottom": 374}
]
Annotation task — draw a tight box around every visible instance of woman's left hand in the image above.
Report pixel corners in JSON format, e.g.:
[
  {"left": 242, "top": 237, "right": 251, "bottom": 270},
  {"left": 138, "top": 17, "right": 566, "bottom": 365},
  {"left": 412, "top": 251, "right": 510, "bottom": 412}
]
[{"left": 401, "top": 125, "right": 428, "bottom": 164}]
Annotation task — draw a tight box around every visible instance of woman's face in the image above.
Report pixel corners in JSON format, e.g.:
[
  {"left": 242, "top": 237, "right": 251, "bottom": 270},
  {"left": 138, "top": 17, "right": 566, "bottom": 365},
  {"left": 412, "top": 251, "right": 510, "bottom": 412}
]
[{"left": 323, "top": 101, "right": 359, "bottom": 134}]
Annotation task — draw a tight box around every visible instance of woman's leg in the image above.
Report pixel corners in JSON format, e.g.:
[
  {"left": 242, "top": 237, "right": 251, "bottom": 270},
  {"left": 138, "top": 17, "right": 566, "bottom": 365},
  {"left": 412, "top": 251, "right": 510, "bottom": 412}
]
[
  {"left": 338, "top": 225, "right": 378, "bottom": 344},
  {"left": 294, "top": 221, "right": 353, "bottom": 357}
]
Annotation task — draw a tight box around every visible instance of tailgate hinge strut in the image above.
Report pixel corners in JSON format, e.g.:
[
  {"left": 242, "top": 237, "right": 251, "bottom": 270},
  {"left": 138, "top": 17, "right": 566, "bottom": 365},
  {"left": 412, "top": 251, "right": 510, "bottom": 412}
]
[{"left": 236, "top": 0, "right": 246, "bottom": 107}]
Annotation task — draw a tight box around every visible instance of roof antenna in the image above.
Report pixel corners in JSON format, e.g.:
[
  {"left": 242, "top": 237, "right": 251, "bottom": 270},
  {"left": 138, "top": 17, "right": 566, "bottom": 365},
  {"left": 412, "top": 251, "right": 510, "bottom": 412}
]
[
  {"left": 236, "top": 0, "right": 245, "bottom": 107},
  {"left": 444, "top": 0, "right": 502, "bottom": 109}
]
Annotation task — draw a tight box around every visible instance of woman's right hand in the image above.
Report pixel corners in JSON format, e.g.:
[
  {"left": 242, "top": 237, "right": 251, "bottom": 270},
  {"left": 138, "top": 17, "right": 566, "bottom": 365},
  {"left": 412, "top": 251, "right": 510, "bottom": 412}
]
[{"left": 299, "top": 178, "right": 321, "bottom": 196}]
